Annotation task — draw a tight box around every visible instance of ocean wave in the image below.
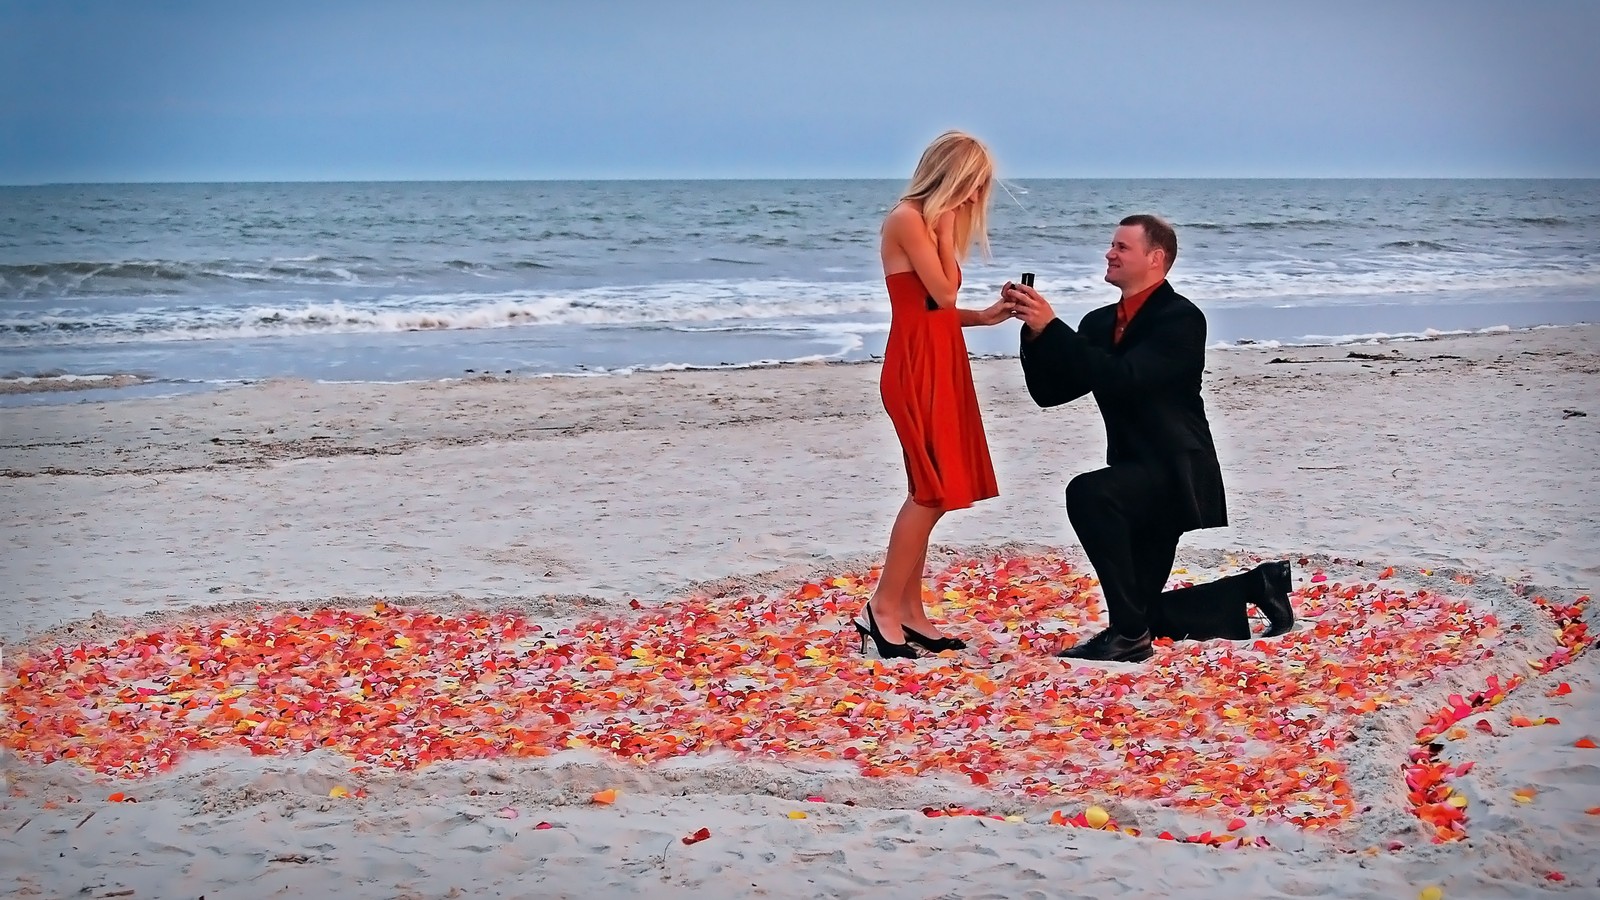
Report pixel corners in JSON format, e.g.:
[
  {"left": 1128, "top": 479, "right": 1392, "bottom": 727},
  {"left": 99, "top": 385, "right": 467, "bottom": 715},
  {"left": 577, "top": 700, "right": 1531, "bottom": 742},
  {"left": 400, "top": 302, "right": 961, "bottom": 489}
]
[
  {"left": 1210, "top": 323, "right": 1528, "bottom": 350},
  {"left": 1380, "top": 240, "right": 1453, "bottom": 251},
  {"left": 4, "top": 261, "right": 1598, "bottom": 348},
  {"left": 1180, "top": 265, "right": 1600, "bottom": 301},
  {"left": 0, "top": 372, "right": 150, "bottom": 395},
  {"left": 1179, "top": 215, "right": 1587, "bottom": 232},
  {"left": 595, "top": 352, "right": 844, "bottom": 376},
  {"left": 0, "top": 281, "right": 890, "bottom": 346},
  {"left": 0, "top": 255, "right": 573, "bottom": 298},
  {"left": 0, "top": 257, "right": 370, "bottom": 297},
  {"left": 1, "top": 260, "right": 191, "bottom": 281},
  {"left": 666, "top": 320, "right": 890, "bottom": 336},
  {"left": 1183, "top": 218, "right": 1346, "bottom": 230}
]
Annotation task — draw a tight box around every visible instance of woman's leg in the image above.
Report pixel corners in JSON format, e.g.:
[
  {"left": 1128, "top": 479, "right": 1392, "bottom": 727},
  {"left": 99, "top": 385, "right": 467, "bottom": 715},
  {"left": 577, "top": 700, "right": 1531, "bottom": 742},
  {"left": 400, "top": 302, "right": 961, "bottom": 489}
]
[
  {"left": 901, "top": 515, "right": 947, "bottom": 636},
  {"left": 868, "top": 496, "right": 945, "bottom": 643}
]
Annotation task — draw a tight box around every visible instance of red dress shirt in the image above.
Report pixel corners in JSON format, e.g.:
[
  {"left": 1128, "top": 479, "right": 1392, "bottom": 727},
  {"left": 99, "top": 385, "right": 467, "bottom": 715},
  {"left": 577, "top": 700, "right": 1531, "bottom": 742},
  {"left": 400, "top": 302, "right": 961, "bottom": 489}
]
[{"left": 1113, "top": 281, "right": 1162, "bottom": 344}]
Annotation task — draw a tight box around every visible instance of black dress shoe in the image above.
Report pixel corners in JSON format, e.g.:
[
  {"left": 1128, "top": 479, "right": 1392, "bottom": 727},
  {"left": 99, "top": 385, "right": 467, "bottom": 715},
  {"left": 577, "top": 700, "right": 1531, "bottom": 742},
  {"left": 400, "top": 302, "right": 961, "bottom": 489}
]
[
  {"left": 1056, "top": 627, "right": 1153, "bottom": 663},
  {"left": 1255, "top": 560, "right": 1295, "bottom": 637}
]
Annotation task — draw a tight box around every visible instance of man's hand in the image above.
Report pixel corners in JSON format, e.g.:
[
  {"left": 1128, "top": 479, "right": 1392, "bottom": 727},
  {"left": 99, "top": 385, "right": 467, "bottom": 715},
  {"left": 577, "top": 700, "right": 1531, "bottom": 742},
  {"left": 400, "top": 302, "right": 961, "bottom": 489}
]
[{"left": 1004, "top": 283, "right": 1057, "bottom": 333}]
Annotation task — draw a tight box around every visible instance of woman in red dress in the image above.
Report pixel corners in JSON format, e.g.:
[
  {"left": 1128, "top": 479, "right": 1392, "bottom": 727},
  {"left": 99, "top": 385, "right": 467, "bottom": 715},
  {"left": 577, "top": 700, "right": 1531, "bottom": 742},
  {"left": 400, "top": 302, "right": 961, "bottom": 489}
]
[{"left": 857, "top": 131, "right": 1012, "bottom": 659}]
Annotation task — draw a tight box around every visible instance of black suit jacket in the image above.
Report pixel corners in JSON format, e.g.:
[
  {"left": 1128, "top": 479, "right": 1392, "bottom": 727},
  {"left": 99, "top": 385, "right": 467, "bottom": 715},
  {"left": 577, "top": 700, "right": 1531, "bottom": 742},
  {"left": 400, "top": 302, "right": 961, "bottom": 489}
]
[{"left": 1018, "top": 280, "right": 1228, "bottom": 533}]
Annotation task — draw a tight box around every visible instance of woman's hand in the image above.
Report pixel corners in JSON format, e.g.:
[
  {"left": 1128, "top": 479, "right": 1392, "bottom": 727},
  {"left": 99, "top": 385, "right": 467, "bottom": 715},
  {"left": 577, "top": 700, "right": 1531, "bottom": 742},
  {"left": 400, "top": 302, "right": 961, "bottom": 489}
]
[
  {"left": 975, "top": 294, "right": 1013, "bottom": 326},
  {"left": 933, "top": 208, "right": 957, "bottom": 250}
]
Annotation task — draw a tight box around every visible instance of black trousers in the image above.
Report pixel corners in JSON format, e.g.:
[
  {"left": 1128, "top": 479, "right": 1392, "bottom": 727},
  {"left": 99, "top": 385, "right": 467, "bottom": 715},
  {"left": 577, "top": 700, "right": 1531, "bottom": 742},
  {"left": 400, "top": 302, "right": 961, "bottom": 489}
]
[{"left": 1065, "top": 464, "right": 1256, "bottom": 641}]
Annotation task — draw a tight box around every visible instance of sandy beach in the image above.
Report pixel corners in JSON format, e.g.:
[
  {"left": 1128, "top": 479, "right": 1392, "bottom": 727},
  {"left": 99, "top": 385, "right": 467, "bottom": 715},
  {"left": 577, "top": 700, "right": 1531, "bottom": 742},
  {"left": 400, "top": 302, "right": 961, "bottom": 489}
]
[{"left": 2, "top": 324, "right": 1597, "bottom": 898}]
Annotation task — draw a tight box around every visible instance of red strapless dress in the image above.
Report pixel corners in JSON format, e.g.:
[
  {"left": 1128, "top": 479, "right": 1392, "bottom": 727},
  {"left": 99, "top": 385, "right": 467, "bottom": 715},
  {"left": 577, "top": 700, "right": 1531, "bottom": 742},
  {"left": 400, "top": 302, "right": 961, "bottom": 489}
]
[{"left": 879, "top": 270, "right": 998, "bottom": 510}]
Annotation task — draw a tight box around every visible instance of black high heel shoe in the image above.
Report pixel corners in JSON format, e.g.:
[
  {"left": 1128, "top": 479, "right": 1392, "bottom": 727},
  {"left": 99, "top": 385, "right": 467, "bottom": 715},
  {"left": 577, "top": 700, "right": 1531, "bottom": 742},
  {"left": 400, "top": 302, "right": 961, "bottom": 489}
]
[
  {"left": 901, "top": 625, "right": 967, "bottom": 653},
  {"left": 852, "top": 603, "right": 919, "bottom": 659}
]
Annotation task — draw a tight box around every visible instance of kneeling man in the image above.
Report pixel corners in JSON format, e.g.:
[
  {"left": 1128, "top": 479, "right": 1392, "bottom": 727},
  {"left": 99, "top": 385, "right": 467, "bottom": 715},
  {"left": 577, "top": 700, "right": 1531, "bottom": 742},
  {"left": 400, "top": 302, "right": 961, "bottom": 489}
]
[{"left": 1003, "top": 214, "right": 1294, "bottom": 663}]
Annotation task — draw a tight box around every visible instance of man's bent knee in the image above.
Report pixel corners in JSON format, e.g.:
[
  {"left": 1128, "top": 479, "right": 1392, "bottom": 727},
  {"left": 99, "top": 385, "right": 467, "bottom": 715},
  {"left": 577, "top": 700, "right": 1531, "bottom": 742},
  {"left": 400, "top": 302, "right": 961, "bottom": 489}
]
[{"left": 1066, "top": 471, "right": 1114, "bottom": 521}]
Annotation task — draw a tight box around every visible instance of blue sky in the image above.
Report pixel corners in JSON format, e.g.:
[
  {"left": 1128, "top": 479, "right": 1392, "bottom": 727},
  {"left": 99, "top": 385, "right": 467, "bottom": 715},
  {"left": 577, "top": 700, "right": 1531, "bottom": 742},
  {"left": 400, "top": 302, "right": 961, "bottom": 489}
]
[{"left": 3, "top": 0, "right": 1597, "bottom": 183}]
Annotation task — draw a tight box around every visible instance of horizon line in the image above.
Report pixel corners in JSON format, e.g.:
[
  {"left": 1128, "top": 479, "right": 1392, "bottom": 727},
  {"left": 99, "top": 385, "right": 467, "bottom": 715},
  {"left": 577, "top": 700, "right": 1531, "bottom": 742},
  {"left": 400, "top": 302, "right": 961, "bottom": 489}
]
[{"left": 6, "top": 174, "right": 1599, "bottom": 188}]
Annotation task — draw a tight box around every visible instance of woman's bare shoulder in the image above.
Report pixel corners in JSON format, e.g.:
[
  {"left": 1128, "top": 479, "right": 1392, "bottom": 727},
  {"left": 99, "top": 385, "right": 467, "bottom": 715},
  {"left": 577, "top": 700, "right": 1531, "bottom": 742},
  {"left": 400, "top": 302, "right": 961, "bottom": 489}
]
[{"left": 883, "top": 201, "right": 926, "bottom": 233}]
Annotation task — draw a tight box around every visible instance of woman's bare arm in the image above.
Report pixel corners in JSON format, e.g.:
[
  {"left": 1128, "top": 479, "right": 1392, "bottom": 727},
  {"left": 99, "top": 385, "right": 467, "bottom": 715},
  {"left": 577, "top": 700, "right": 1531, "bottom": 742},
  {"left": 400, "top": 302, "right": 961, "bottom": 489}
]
[{"left": 883, "top": 204, "right": 960, "bottom": 308}]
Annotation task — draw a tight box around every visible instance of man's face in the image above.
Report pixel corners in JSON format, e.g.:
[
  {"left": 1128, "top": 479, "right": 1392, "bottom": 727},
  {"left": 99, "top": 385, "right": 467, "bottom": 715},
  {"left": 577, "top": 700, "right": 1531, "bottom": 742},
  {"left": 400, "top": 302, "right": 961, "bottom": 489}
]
[{"left": 1104, "top": 225, "right": 1161, "bottom": 290}]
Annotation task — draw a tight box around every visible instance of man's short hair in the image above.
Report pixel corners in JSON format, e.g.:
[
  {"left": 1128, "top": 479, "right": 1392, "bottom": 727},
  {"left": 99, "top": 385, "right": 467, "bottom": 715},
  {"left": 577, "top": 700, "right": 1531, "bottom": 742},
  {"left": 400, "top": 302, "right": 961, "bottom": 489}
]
[{"left": 1120, "top": 214, "right": 1177, "bottom": 272}]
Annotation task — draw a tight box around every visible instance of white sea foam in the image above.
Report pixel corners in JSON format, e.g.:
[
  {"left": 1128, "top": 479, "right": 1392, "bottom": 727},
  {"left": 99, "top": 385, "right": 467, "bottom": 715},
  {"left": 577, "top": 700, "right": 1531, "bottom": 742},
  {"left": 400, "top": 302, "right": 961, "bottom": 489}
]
[
  {"left": 0, "top": 280, "right": 897, "bottom": 346},
  {"left": 3, "top": 262, "right": 1599, "bottom": 350},
  {"left": 1214, "top": 323, "right": 1535, "bottom": 349},
  {"left": 1179, "top": 266, "right": 1600, "bottom": 302},
  {"left": 630, "top": 352, "right": 841, "bottom": 374}
]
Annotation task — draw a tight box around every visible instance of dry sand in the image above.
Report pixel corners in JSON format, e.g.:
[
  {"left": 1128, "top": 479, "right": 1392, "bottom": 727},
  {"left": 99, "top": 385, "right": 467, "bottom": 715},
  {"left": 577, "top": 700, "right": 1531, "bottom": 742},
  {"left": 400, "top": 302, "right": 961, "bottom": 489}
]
[{"left": 2, "top": 324, "right": 1597, "bottom": 898}]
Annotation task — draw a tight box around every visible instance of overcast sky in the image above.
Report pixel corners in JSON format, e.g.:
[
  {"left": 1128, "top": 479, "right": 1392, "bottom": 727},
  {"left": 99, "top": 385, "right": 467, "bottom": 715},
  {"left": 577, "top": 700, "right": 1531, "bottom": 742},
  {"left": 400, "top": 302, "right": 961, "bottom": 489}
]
[{"left": 3, "top": 0, "right": 1597, "bottom": 183}]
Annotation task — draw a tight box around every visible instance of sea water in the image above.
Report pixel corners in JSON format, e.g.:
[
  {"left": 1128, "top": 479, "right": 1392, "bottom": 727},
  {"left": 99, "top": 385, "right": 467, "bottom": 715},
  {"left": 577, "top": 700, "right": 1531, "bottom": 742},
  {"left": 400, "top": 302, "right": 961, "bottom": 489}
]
[{"left": 3, "top": 178, "right": 1596, "bottom": 405}]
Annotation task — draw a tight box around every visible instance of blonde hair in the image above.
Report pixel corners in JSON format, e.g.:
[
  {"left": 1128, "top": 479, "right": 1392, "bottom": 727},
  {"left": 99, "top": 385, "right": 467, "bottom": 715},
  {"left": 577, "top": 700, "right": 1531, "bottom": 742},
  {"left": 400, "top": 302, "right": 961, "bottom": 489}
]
[{"left": 900, "top": 130, "right": 994, "bottom": 262}]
